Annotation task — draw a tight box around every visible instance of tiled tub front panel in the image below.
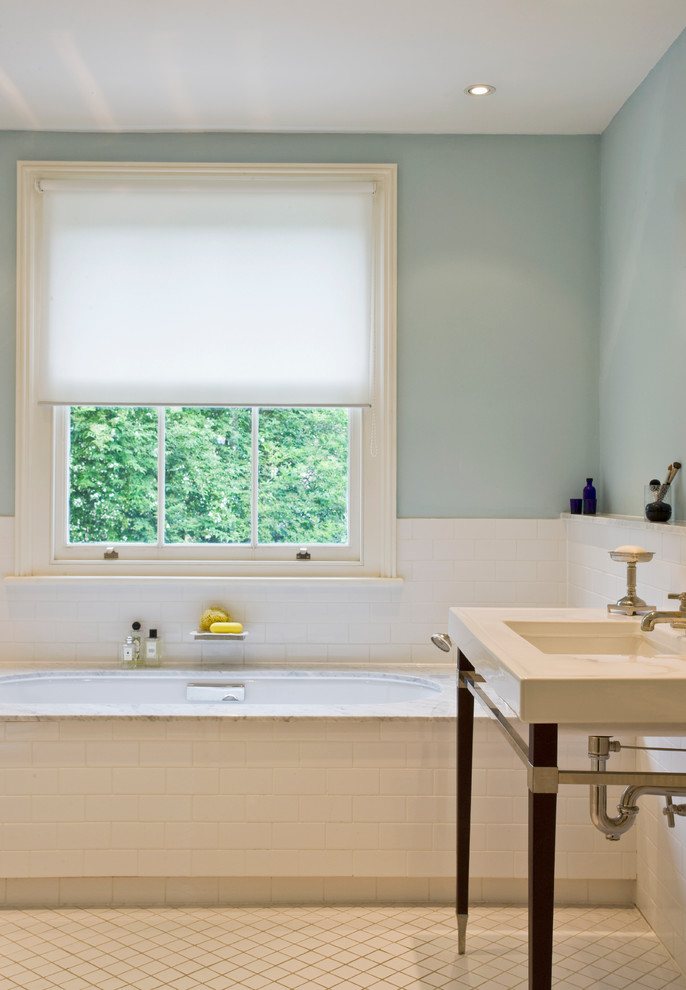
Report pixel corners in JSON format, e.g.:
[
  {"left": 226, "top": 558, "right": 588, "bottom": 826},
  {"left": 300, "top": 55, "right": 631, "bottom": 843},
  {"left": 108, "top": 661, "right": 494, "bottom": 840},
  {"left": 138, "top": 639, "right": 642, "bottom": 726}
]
[{"left": 0, "top": 716, "right": 634, "bottom": 906}]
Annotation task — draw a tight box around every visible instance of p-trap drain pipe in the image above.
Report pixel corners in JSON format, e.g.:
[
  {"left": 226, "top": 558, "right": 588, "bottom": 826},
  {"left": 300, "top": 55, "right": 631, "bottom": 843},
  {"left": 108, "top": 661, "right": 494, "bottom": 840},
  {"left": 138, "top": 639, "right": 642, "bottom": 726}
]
[{"left": 588, "top": 735, "right": 686, "bottom": 840}]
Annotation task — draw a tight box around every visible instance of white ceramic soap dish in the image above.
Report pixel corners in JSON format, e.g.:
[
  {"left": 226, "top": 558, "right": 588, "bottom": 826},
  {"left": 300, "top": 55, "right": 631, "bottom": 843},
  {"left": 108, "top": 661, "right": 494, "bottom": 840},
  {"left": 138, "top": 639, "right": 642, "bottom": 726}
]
[{"left": 191, "top": 630, "right": 248, "bottom": 641}]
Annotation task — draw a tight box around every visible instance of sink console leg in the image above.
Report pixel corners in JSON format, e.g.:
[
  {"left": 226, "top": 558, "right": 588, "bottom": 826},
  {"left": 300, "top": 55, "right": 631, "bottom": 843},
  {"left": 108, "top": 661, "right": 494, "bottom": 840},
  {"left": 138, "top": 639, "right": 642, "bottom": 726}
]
[
  {"left": 456, "top": 650, "right": 475, "bottom": 954},
  {"left": 528, "top": 723, "right": 558, "bottom": 990}
]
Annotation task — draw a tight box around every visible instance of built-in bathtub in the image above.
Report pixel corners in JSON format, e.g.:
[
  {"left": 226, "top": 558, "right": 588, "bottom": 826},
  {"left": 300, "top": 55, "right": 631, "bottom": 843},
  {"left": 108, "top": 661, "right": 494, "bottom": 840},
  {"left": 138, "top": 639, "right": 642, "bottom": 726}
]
[
  {"left": 0, "top": 665, "right": 632, "bottom": 909},
  {"left": 0, "top": 667, "right": 454, "bottom": 718}
]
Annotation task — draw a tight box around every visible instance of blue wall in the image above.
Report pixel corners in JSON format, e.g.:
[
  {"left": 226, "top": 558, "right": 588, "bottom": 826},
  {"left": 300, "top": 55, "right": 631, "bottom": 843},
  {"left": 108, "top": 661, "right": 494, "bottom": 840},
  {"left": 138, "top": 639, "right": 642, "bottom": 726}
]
[
  {"left": 0, "top": 131, "right": 600, "bottom": 518},
  {"left": 600, "top": 29, "right": 686, "bottom": 520}
]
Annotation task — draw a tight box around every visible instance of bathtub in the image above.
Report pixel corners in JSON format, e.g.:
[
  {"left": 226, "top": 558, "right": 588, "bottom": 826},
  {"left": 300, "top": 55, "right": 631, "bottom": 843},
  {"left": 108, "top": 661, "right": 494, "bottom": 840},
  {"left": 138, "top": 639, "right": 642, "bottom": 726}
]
[{"left": 0, "top": 667, "right": 454, "bottom": 719}]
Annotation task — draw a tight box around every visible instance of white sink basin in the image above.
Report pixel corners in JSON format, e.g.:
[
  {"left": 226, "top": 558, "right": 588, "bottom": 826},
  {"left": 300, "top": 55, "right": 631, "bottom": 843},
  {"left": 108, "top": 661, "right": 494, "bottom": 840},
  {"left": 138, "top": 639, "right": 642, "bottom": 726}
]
[
  {"left": 449, "top": 607, "right": 686, "bottom": 726},
  {"left": 505, "top": 621, "right": 682, "bottom": 658}
]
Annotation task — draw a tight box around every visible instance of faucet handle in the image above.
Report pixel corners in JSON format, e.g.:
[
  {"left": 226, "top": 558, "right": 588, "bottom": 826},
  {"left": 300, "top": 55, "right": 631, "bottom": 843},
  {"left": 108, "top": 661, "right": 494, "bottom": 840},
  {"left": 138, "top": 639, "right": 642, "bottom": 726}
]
[
  {"left": 667, "top": 593, "right": 686, "bottom": 612},
  {"left": 663, "top": 794, "right": 686, "bottom": 827}
]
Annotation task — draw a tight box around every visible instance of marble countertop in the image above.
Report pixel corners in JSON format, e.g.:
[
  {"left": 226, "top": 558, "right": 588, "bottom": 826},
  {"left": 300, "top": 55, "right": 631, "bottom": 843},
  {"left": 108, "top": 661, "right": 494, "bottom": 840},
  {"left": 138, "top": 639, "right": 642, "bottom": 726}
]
[
  {"left": 449, "top": 606, "right": 686, "bottom": 727},
  {"left": 0, "top": 663, "right": 457, "bottom": 721}
]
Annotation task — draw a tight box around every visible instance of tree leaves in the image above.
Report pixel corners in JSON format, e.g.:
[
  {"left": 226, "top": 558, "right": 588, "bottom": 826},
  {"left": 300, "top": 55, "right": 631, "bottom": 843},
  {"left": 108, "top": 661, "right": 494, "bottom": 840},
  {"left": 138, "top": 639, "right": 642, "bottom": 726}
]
[
  {"left": 258, "top": 408, "right": 348, "bottom": 545},
  {"left": 69, "top": 407, "right": 157, "bottom": 543},
  {"left": 68, "top": 407, "right": 349, "bottom": 547},
  {"left": 165, "top": 408, "right": 252, "bottom": 544}
]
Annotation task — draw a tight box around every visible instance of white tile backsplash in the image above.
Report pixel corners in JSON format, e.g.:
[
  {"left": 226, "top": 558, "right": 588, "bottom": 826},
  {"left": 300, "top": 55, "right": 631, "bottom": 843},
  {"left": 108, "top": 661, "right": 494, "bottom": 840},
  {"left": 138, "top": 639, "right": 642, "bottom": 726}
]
[
  {"left": 0, "top": 515, "right": 567, "bottom": 665},
  {"left": 567, "top": 513, "right": 686, "bottom": 972},
  {"left": 6, "top": 513, "right": 683, "bottom": 915}
]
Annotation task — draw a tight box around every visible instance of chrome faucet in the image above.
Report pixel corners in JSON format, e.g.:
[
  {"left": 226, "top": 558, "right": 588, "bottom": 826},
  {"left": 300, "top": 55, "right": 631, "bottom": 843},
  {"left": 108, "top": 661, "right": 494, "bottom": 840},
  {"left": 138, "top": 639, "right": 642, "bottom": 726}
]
[{"left": 640, "top": 592, "right": 686, "bottom": 631}]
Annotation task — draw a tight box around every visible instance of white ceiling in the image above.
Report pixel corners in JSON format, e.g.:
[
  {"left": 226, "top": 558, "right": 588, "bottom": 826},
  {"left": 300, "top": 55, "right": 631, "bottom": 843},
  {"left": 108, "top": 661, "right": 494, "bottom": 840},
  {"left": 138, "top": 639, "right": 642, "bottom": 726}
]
[{"left": 1, "top": 0, "right": 685, "bottom": 135}]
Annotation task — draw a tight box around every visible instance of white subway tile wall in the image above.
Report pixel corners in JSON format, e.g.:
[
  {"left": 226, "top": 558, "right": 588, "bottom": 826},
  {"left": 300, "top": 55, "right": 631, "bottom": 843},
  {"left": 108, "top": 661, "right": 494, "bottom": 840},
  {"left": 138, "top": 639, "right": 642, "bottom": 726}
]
[
  {"left": 567, "top": 513, "right": 686, "bottom": 974},
  {"left": 0, "top": 715, "right": 634, "bottom": 907},
  {"left": 0, "top": 516, "right": 565, "bottom": 666},
  {"left": 0, "top": 515, "right": 638, "bottom": 908}
]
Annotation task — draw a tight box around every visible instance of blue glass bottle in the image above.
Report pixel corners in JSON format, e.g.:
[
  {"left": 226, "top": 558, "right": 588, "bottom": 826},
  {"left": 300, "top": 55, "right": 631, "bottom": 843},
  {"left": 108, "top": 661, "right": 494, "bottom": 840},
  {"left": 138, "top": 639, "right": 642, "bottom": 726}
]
[{"left": 583, "top": 478, "right": 596, "bottom": 515}]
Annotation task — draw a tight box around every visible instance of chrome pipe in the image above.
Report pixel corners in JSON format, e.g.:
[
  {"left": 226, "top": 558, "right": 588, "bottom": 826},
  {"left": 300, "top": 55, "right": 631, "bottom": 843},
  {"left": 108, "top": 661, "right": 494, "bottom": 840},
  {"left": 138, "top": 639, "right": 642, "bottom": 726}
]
[
  {"left": 591, "top": 784, "right": 686, "bottom": 839},
  {"left": 589, "top": 783, "right": 638, "bottom": 839},
  {"left": 588, "top": 736, "right": 631, "bottom": 840},
  {"left": 588, "top": 735, "right": 686, "bottom": 839}
]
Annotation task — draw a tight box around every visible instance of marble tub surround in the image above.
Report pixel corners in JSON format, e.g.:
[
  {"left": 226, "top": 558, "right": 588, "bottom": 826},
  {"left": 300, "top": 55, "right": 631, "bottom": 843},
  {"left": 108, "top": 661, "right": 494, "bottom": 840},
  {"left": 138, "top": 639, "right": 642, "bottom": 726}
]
[{"left": 0, "top": 665, "right": 455, "bottom": 720}]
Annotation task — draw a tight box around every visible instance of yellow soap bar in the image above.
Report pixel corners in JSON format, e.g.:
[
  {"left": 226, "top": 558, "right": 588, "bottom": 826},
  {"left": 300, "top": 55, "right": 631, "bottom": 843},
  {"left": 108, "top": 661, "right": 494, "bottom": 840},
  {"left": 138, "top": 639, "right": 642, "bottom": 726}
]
[{"left": 209, "top": 621, "right": 243, "bottom": 635}]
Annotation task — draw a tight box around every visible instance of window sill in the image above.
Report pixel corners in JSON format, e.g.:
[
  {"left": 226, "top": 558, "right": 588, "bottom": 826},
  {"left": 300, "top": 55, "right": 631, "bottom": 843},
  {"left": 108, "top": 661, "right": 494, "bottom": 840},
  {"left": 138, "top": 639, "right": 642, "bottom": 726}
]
[{"left": 4, "top": 574, "right": 404, "bottom": 588}]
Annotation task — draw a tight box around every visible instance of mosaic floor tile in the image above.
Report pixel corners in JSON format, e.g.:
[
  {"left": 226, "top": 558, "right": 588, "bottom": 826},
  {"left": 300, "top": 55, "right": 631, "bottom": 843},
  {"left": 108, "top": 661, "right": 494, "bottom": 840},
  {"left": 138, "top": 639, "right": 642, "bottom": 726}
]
[{"left": 0, "top": 905, "right": 683, "bottom": 989}]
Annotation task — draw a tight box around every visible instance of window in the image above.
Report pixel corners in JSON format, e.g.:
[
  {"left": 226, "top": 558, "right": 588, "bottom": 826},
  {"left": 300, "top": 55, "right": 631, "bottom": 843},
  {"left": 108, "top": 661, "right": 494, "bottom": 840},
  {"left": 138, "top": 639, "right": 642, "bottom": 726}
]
[
  {"left": 60, "top": 405, "right": 356, "bottom": 559},
  {"left": 16, "top": 162, "right": 397, "bottom": 578}
]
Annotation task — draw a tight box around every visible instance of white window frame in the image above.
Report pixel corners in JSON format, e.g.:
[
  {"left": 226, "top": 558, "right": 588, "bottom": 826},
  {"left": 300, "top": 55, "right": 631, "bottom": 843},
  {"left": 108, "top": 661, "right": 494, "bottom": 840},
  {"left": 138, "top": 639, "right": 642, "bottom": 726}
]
[
  {"left": 53, "top": 405, "right": 362, "bottom": 564},
  {"left": 15, "top": 161, "right": 397, "bottom": 579}
]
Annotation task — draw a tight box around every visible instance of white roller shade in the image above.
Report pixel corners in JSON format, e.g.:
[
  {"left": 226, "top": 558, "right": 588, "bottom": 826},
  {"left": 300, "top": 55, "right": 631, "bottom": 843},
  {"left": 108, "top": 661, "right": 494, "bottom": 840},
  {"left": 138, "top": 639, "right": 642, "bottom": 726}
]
[{"left": 36, "top": 178, "right": 375, "bottom": 407}]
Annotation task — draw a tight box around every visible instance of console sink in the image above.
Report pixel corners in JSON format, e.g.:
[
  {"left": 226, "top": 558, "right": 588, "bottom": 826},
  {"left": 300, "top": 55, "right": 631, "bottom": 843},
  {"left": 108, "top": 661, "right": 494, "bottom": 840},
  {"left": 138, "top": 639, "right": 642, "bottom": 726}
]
[
  {"left": 505, "top": 621, "right": 682, "bottom": 658},
  {"left": 449, "top": 607, "right": 686, "bottom": 726}
]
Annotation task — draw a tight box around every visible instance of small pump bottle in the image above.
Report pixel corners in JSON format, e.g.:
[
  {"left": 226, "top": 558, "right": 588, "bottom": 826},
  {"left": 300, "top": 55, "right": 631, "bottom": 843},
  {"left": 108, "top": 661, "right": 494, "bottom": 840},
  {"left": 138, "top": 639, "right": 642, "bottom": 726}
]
[
  {"left": 120, "top": 635, "right": 137, "bottom": 669},
  {"left": 144, "top": 629, "right": 162, "bottom": 667}
]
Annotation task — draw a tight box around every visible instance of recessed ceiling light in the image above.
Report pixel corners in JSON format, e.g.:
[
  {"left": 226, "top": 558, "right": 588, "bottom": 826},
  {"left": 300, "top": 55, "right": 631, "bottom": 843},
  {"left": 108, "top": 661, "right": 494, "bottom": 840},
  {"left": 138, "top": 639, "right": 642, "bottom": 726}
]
[{"left": 465, "top": 84, "right": 496, "bottom": 97}]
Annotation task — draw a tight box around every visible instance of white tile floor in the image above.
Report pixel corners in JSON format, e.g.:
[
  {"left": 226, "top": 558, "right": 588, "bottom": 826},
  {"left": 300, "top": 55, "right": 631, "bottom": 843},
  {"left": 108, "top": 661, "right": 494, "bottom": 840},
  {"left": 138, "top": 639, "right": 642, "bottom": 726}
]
[{"left": 0, "top": 904, "right": 683, "bottom": 990}]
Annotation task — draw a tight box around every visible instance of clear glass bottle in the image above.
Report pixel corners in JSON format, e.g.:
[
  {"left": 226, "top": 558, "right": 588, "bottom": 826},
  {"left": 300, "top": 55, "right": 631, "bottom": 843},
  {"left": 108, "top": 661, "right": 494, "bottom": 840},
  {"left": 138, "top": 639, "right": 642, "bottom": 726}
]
[
  {"left": 120, "top": 635, "right": 137, "bottom": 669},
  {"left": 131, "top": 621, "right": 142, "bottom": 666},
  {"left": 144, "top": 628, "right": 162, "bottom": 667}
]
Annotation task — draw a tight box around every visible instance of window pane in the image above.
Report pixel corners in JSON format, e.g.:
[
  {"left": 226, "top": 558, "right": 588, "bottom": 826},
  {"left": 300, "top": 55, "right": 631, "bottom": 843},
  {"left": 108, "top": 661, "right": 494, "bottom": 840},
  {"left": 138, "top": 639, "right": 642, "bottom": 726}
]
[
  {"left": 258, "top": 408, "right": 349, "bottom": 545},
  {"left": 68, "top": 406, "right": 158, "bottom": 543},
  {"left": 164, "top": 408, "right": 252, "bottom": 544}
]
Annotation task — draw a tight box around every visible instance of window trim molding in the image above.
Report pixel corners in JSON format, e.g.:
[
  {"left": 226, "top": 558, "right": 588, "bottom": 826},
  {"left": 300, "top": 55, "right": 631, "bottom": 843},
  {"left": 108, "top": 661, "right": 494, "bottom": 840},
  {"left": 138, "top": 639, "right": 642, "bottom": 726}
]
[{"left": 15, "top": 160, "right": 397, "bottom": 579}]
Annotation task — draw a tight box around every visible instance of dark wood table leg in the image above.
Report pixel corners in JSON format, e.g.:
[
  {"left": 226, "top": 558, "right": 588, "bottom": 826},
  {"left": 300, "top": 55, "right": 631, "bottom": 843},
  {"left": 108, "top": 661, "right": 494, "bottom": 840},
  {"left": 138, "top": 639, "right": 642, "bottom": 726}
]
[
  {"left": 456, "top": 649, "right": 475, "bottom": 954},
  {"left": 528, "top": 723, "right": 558, "bottom": 990}
]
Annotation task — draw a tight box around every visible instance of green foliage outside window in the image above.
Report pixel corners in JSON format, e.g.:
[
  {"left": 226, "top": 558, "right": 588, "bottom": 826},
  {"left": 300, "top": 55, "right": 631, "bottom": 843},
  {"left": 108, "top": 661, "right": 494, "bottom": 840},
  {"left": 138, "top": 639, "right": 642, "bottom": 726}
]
[
  {"left": 165, "top": 408, "right": 252, "bottom": 544},
  {"left": 69, "top": 406, "right": 158, "bottom": 543},
  {"left": 68, "top": 406, "right": 349, "bottom": 546},
  {"left": 258, "top": 408, "right": 348, "bottom": 545}
]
